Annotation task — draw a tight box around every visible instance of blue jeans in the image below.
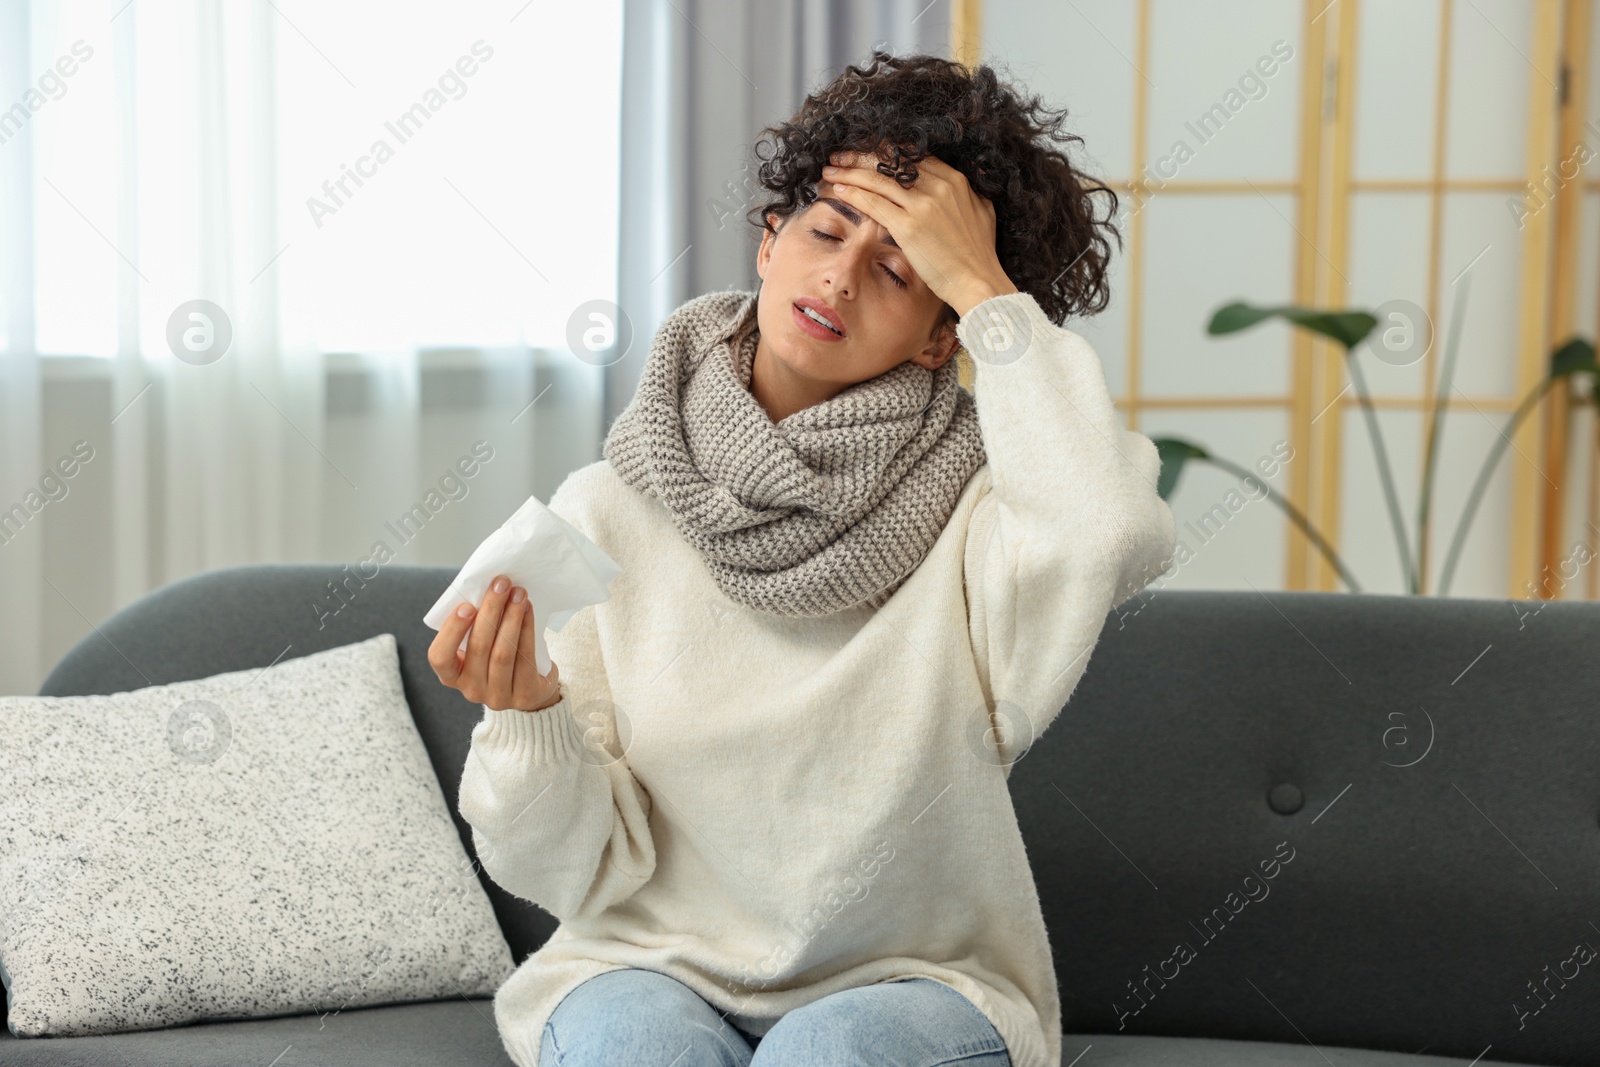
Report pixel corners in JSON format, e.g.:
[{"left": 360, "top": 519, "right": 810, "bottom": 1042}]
[{"left": 539, "top": 967, "right": 1013, "bottom": 1066}]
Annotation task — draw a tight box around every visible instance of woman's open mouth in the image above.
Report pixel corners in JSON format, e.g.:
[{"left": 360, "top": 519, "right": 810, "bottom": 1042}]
[{"left": 793, "top": 302, "right": 845, "bottom": 341}]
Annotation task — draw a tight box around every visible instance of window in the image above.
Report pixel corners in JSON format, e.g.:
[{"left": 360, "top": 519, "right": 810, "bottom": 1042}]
[{"left": 19, "top": 0, "right": 622, "bottom": 358}]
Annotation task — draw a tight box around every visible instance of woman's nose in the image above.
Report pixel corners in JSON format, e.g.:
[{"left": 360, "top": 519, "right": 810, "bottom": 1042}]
[{"left": 824, "top": 242, "right": 874, "bottom": 296}]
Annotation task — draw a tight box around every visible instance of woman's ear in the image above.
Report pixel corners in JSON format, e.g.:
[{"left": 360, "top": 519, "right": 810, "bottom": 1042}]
[
  {"left": 910, "top": 319, "right": 962, "bottom": 371},
  {"left": 756, "top": 211, "right": 781, "bottom": 279}
]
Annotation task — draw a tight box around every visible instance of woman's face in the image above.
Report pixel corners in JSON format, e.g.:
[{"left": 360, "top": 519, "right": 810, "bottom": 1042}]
[{"left": 753, "top": 177, "right": 959, "bottom": 394}]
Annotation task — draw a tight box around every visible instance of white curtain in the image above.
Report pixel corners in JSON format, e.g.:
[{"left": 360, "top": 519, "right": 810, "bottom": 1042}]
[
  {"left": 0, "top": 0, "right": 43, "bottom": 696},
  {"left": 0, "top": 1, "right": 328, "bottom": 697},
  {"left": 0, "top": 0, "right": 613, "bottom": 695}
]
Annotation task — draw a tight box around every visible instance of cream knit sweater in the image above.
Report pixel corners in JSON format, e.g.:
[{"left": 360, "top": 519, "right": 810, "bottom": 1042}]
[{"left": 456, "top": 290, "right": 1177, "bottom": 1067}]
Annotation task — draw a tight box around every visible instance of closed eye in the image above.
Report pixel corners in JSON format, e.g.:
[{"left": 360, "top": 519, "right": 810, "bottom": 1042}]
[{"left": 808, "top": 229, "right": 908, "bottom": 289}]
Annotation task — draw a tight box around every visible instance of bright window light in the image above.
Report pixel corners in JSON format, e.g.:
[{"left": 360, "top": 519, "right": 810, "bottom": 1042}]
[{"left": 25, "top": 0, "right": 622, "bottom": 357}]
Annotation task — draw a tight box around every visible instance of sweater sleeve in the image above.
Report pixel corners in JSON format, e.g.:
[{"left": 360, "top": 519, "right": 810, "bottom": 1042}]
[
  {"left": 455, "top": 474, "right": 656, "bottom": 924},
  {"left": 959, "top": 290, "right": 1177, "bottom": 772}
]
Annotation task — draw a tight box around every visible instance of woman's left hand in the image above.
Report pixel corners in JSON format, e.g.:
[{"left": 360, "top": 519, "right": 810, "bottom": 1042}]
[{"left": 822, "top": 150, "right": 1017, "bottom": 318}]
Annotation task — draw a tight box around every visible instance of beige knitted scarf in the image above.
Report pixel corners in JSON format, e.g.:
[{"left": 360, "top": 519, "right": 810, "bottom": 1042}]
[{"left": 602, "top": 287, "right": 987, "bottom": 617}]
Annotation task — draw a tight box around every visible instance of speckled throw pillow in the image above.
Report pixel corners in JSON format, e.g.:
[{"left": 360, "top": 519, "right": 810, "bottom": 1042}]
[{"left": 0, "top": 633, "right": 514, "bottom": 1038}]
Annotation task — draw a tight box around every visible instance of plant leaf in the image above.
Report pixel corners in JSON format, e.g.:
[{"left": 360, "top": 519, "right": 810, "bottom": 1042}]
[
  {"left": 1207, "top": 303, "right": 1280, "bottom": 336},
  {"left": 1550, "top": 336, "right": 1597, "bottom": 378},
  {"left": 1208, "top": 302, "right": 1377, "bottom": 350}
]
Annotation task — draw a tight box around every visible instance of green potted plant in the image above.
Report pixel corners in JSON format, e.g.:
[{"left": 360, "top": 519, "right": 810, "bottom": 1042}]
[{"left": 1152, "top": 285, "right": 1599, "bottom": 595}]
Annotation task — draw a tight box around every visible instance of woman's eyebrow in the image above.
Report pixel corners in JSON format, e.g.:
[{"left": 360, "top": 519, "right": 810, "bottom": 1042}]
[{"left": 816, "top": 196, "right": 900, "bottom": 249}]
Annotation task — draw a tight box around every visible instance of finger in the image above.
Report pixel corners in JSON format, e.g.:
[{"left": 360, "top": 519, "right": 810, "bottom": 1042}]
[
  {"left": 831, "top": 182, "right": 910, "bottom": 232},
  {"left": 463, "top": 575, "right": 513, "bottom": 691},
  {"left": 824, "top": 163, "right": 915, "bottom": 211},
  {"left": 830, "top": 150, "right": 955, "bottom": 193},
  {"left": 485, "top": 587, "right": 526, "bottom": 708},
  {"left": 428, "top": 600, "right": 477, "bottom": 685},
  {"left": 510, "top": 593, "right": 549, "bottom": 710}
]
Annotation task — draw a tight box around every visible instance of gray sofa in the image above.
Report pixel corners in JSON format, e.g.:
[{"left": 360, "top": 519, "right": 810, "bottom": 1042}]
[{"left": 4, "top": 562, "right": 1595, "bottom": 1066}]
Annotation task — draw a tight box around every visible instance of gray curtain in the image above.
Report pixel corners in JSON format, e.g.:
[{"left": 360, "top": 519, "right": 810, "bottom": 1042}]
[{"left": 609, "top": 0, "right": 954, "bottom": 429}]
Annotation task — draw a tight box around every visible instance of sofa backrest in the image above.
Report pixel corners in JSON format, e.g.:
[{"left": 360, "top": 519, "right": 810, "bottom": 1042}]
[
  {"left": 31, "top": 563, "right": 1600, "bottom": 1065},
  {"left": 1015, "top": 585, "right": 1600, "bottom": 1067}
]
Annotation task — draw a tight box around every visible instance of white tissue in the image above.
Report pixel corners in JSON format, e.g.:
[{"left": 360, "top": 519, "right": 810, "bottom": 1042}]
[{"left": 422, "top": 493, "right": 623, "bottom": 677}]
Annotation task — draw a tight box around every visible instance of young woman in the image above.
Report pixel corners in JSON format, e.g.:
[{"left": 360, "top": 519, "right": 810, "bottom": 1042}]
[{"left": 430, "top": 50, "right": 1175, "bottom": 1067}]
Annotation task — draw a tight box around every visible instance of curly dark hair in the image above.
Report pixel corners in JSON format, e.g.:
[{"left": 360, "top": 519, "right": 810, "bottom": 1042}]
[{"left": 744, "top": 48, "right": 1121, "bottom": 337}]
